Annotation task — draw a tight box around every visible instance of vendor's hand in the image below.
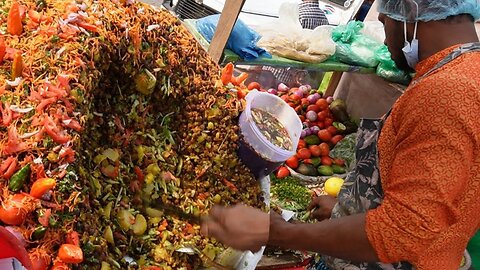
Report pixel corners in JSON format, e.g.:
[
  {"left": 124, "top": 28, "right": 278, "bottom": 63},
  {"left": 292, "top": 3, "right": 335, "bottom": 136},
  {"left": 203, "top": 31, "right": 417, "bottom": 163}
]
[
  {"left": 307, "top": 195, "right": 337, "bottom": 222},
  {"left": 200, "top": 204, "right": 269, "bottom": 252}
]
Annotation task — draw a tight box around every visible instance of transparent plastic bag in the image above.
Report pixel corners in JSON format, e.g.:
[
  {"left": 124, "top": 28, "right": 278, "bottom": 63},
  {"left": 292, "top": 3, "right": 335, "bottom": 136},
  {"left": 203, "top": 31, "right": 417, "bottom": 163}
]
[
  {"left": 255, "top": 3, "right": 335, "bottom": 63},
  {"left": 195, "top": 15, "right": 271, "bottom": 61},
  {"left": 332, "top": 21, "right": 383, "bottom": 68},
  {"left": 375, "top": 46, "right": 412, "bottom": 85}
]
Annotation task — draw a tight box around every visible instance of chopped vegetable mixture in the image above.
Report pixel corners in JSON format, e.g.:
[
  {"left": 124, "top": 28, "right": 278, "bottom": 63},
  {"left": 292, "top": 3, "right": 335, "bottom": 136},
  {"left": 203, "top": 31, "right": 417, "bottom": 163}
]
[
  {"left": 251, "top": 108, "right": 293, "bottom": 151},
  {"left": 0, "top": 0, "right": 264, "bottom": 269}
]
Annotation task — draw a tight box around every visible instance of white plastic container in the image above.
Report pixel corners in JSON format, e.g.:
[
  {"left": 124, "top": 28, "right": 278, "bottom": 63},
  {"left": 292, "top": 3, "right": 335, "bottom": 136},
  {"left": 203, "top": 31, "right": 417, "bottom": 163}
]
[{"left": 238, "top": 90, "right": 302, "bottom": 179}]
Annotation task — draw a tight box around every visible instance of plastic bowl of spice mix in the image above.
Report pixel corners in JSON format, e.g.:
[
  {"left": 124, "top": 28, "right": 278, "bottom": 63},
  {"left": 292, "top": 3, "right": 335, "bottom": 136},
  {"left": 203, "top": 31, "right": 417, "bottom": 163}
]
[{"left": 238, "top": 90, "right": 302, "bottom": 179}]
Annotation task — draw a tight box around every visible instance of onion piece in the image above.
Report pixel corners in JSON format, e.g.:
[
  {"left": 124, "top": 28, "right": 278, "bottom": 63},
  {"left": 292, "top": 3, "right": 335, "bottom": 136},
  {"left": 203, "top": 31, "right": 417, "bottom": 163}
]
[
  {"left": 267, "top": 88, "right": 278, "bottom": 95},
  {"left": 307, "top": 94, "right": 319, "bottom": 104},
  {"left": 6, "top": 77, "right": 23, "bottom": 87},
  {"left": 62, "top": 119, "right": 72, "bottom": 126},
  {"left": 299, "top": 85, "right": 309, "bottom": 95},
  {"left": 56, "top": 46, "right": 67, "bottom": 58},
  {"left": 9, "top": 105, "right": 34, "bottom": 113},
  {"left": 64, "top": 13, "right": 80, "bottom": 24},
  {"left": 293, "top": 89, "right": 304, "bottom": 98},
  {"left": 277, "top": 83, "right": 289, "bottom": 92},
  {"left": 304, "top": 128, "right": 312, "bottom": 137},
  {"left": 306, "top": 111, "right": 317, "bottom": 122},
  {"left": 19, "top": 130, "right": 40, "bottom": 139},
  {"left": 300, "top": 129, "right": 307, "bottom": 139},
  {"left": 326, "top": 96, "right": 334, "bottom": 104},
  {"left": 147, "top": 25, "right": 160, "bottom": 32},
  {"left": 310, "top": 126, "right": 320, "bottom": 134}
]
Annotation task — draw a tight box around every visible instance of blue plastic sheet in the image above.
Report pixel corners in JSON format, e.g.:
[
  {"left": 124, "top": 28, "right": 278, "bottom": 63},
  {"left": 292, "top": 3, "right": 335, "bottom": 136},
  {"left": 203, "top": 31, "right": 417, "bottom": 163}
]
[{"left": 196, "top": 15, "right": 271, "bottom": 61}]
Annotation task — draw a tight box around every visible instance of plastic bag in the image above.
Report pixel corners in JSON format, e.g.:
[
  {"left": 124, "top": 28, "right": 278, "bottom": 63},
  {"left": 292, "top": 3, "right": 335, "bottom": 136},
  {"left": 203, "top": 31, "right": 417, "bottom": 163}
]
[
  {"left": 332, "top": 21, "right": 383, "bottom": 68},
  {"left": 375, "top": 46, "right": 412, "bottom": 85},
  {"left": 306, "top": 26, "right": 336, "bottom": 56},
  {"left": 196, "top": 15, "right": 271, "bottom": 61},
  {"left": 360, "top": 21, "right": 386, "bottom": 44},
  {"left": 255, "top": 3, "right": 335, "bottom": 63}
]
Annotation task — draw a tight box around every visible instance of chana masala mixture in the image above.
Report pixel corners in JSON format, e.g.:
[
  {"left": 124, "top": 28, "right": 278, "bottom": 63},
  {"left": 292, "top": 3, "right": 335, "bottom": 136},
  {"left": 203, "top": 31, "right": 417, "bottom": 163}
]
[{"left": 0, "top": 0, "right": 264, "bottom": 269}]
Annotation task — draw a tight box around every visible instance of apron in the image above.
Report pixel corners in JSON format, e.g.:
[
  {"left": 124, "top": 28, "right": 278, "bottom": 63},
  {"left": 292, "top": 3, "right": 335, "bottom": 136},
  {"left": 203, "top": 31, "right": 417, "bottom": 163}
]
[{"left": 312, "top": 42, "right": 480, "bottom": 270}]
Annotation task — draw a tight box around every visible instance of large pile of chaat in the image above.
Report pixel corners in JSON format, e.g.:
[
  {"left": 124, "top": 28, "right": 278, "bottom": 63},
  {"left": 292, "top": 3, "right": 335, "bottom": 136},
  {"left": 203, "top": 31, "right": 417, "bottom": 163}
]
[{"left": 0, "top": 0, "right": 263, "bottom": 269}]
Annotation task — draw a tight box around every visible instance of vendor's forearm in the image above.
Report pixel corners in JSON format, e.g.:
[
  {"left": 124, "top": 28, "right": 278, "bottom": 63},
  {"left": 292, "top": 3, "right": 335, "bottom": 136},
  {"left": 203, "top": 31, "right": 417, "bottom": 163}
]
[{"left": 269, "top": 213, "right": 379, "bottom": 263}]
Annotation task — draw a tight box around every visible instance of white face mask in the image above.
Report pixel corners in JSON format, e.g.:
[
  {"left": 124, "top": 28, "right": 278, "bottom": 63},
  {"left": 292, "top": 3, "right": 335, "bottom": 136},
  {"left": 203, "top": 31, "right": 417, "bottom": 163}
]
[{"left": 402, "top": 20, "right": 419, "bottom": 69}]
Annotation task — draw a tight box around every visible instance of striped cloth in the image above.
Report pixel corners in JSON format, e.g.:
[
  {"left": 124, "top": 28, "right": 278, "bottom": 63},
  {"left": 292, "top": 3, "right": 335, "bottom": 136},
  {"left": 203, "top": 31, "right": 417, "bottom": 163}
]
[{"left": 298, "top": 1, "right": 329, "bottom": 30}]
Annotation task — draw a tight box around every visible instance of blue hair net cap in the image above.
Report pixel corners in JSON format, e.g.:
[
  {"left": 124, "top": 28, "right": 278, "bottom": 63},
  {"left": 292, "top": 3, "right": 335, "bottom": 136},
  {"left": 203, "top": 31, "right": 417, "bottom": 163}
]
[{"left": 378, "top": 0, "right": 480, "bottom": 22}]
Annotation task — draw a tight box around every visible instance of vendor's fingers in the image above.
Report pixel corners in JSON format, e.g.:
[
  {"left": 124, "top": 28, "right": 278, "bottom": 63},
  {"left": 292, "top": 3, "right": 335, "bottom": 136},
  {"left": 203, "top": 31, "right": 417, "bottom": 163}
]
[
  {"left": 200, "top": 216, "right": 212, "bottom": 237},
  {"left": 209, "top": 205, "right": 227, "bottom": 224},
  {"left": 310, "top": 208, "right": 329, "bottom": 222},
  {"left": 307, "top": 197, "right": 320, "bottom": 211},
  {"left": 201, "top": 219, "right": 228, "bottom": 243}
]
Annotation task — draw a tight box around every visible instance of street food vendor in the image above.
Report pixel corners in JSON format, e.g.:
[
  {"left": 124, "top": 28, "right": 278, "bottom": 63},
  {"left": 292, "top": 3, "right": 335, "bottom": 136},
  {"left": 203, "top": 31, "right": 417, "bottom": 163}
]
[{"left": 201, "top": 0, "right": 480, "bottom": 269}]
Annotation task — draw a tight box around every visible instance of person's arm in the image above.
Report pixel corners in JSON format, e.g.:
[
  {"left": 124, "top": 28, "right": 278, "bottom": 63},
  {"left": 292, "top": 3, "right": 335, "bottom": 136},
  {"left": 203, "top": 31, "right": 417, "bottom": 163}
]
[
  {"left": 269, "top": 212, "right": 379, "bottom": 262},
  {"left": 201, "top": 204, "right": 378, "bottom": 262}
]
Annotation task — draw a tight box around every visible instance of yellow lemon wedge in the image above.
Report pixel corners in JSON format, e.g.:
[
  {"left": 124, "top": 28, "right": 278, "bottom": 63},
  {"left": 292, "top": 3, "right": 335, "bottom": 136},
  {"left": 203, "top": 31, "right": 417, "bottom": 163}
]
[{"left": 324, "top": 177, "right": 345, "bottom": 197}]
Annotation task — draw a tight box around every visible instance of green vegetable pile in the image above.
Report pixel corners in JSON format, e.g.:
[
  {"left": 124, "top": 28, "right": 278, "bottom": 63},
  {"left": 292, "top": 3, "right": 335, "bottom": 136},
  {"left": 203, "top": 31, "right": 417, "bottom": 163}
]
[{"left": 271, "top": 176, "right": 312, "bottom": 212}]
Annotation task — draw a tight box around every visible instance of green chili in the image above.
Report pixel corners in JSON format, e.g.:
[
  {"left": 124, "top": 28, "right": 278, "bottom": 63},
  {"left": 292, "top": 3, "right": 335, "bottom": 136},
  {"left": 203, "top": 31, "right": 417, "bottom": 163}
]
[{"left": 8, "top": 164, "right": 30, "bottom": 192}]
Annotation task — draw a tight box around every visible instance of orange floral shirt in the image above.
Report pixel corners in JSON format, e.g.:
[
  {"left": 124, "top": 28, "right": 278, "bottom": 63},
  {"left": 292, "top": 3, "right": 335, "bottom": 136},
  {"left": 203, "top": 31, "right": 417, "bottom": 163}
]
[{"left": 366, "top": 45, "right": 480, "bottom": 269}]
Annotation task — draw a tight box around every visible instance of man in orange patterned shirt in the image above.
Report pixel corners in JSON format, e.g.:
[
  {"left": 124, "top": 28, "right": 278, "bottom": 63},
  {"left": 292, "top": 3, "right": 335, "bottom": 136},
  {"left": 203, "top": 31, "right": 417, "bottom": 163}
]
[{"left": 201, "top": 0, "right": 480, "bottom": 269}]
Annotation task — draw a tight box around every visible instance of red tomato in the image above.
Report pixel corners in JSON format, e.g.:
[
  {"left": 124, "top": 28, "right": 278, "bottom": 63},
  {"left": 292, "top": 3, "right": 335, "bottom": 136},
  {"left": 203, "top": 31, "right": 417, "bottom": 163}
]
[
  {"left": 309, "top": 145, "right": 321, "bottom": 157},
  {"left": 290, "top": 94, "right": 301, "bottom": 101},
  {"left": 307, "top": 105, "right": 320, "bottom": 113},
  {"left": 38, "top": 209, "right": 51, "bottom": 227},
  {"left": 317, "top": 110, "right": 328, "bottom": 121},
  {"left": 276, "top": 166, "right": 290, "bottom": 179},
  {"left": 247, "top": 82, "right": 261, "bottom": 91},
  {"left": 324, "top": 118, "right": 333, "bottom": 127},
  {"left": 318, "top": 143, "right": 330, "bottom": 157},
  {"left": 297, "top": 148, "right": 311, "bottom": 160},
  {"left": 299, "top": 115, "right": 306, "bottom": 122},
  {"left": 302, "top": 159, "right": 313, "bottom": 165},
  {"left": 317, "top": 129, "right": 332, "bottom": 142},
  {"left": 321, "top": 156, "right": 333, "bottom": 166},
  {"left": 58, "top": 244, "right": 83, "bottom": 264},
  {"left": 327, "top": 126, "right": 337, "bottom": 136},
  {"left": 285, "top": 156, "right": 299, "bottom": 169},
  {"left": 301, "top": 98, "right": 309, "bottom": 107},
  {"left": 30, "top": 249, "right": 51, "bottom": 270},
  {"left": 237, "top": 89, "right": 248, "bottom": 99},
  {"left": 281, "top": 95, "right": 289, "bottom": 102},
  {"left": 66, "top": 231, "right": 80, "bottom": 246},
  {"left": 0, "top": 194, "right": 33, "bottom": 225},
  {"left": 333, "top": 158, "right": 345, "bottom": 166},
  {"left": 315, "top": 99, "right": 329, "bottom": 110},
  {"left": 331, "top": 134, "right": 344, "bottom": 145},
  {"left": 287, "top": 102, "right": 295, "bottom": 108},
  {"left": 297, "top": 139, "right": 307, "bottom": 149},
  {"left": 30, "top": 178, "right": 56, "bottom": 199},
  {"left": 317, "top": 122, "right": 325, "bottom": 129}
]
